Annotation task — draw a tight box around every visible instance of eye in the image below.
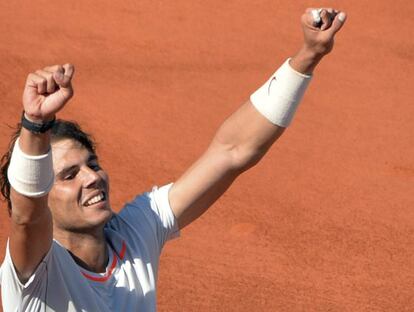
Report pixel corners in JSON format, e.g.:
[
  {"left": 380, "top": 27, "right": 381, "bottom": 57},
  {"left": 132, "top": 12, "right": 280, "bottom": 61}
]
[
  {"left": 89, "top": 162, "right": 101, "bottom": 171},
  {"left": 64, "top": 171, "right": 77, "bottom": 180}
]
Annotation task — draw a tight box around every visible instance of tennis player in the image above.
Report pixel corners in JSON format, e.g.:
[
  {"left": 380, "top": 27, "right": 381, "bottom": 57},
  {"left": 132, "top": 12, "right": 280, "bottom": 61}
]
[{"left": 0, "top": 8, "right": 346, "bottom": 311}]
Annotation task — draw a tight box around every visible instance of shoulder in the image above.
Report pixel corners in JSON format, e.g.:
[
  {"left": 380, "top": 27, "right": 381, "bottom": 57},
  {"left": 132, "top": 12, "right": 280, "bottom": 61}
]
[{"left": 105, "top": 184, "right": 179, "bottom": 250}]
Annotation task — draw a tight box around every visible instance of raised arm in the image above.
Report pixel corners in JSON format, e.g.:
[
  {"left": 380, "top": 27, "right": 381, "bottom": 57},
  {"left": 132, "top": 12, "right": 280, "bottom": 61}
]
[
  {"left": 7, "top": 64, "right": 74, "bottom": 281},
  {"left": 169, "top": 8, "right": 347, "bottom": 229}
]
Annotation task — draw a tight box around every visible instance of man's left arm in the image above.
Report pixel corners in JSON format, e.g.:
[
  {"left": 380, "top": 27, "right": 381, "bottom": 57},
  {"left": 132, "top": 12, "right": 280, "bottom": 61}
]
[{"left": 169, "top": 8, "right": 347, "bottom": 229}]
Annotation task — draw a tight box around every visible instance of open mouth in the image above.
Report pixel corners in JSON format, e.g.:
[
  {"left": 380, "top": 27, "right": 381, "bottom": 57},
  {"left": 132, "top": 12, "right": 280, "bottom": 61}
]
[{"left": 84, "top": 191, "right": 106, "bottom": 207}]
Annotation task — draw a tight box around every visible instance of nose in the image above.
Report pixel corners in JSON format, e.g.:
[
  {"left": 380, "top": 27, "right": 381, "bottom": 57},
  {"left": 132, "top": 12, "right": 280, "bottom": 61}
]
[{"left": 81, "top": 166, "right": 102, "bottom": 188}]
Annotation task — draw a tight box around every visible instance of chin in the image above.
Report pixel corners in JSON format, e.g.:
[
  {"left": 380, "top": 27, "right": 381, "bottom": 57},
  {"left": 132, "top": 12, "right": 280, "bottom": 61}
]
[{"left": 93, "top": 206, "right": 114, "bottom": 226}]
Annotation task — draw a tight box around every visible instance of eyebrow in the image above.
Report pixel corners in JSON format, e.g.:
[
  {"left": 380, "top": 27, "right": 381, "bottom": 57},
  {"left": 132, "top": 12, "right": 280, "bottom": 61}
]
[{"left": 56, "top": 154, "right": 99, "bottom": 178}]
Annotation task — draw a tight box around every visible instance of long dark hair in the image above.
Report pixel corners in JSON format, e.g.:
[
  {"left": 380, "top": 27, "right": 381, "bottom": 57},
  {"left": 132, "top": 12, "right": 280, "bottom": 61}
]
[{"left": 0, "top": 119, "right": 96, "bottom": 215}]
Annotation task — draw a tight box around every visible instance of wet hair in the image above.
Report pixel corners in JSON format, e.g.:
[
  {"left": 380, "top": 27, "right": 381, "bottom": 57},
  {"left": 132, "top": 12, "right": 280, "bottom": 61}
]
[{"left": 0, "top": 119, "right": 96, "bottom": 215}]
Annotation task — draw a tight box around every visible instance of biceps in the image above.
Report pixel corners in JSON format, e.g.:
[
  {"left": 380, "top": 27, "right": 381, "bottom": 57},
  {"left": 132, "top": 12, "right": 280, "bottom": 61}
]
[
  {"left": 168, "top": 144, "right": 240, "bottom": 229},
  {"left": 9, "top": 190, "right": 53, "bottom": 283}
]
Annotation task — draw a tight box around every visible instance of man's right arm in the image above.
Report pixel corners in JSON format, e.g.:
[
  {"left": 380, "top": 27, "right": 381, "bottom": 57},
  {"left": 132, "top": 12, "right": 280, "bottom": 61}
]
[{"left": 8, "top": 64, "right": 74, "bottom": 282}]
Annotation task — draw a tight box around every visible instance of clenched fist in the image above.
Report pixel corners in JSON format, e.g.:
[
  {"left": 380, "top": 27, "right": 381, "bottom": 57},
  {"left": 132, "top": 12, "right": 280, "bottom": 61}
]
[
  {"left": 301, "top": 8, "right": 347, "bottom": 56},
  {"left": 22, "top": 64, "right": 75, "bottom": 123},
  {"left": 290, "top": 8, "right": 347, "bottom": 74}
]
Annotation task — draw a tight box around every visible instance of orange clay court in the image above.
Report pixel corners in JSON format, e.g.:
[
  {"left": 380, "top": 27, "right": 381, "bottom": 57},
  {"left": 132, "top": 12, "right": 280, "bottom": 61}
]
[{"left": 0, "top": 1, "right": 413, "bottom": 311}]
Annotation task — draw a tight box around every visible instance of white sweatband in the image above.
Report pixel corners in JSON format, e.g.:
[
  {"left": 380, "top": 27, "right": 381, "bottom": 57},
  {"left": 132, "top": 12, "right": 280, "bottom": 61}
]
[
  {"left": 250, "top": 58, "right": 312, "bottom": 127},
  {"left": 7, "top": 138, "right": 54, "bottom": 197}
]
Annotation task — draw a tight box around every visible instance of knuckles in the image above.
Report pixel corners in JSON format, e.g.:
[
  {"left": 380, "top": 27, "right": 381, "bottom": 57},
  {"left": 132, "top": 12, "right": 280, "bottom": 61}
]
[{"left": 26, "top": 64, "right": 75, "bottom": 90}]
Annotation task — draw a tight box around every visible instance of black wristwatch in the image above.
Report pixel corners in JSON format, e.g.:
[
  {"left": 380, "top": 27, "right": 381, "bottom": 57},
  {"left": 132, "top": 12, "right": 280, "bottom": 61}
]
[{"left": 21, "top": 112, "right": 56, "bottom": 134}]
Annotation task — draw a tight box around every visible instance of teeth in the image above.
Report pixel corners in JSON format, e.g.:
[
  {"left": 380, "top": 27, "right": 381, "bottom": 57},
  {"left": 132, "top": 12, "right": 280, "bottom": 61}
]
[{"left": 85, "top": 192, "right": 105, "bottom": 206}]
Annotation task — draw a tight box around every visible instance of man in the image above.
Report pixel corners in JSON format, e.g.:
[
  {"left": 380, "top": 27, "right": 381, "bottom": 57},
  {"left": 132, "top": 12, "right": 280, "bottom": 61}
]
[{"left": 0, "top": 8, "right": 346, "bottom": 311}]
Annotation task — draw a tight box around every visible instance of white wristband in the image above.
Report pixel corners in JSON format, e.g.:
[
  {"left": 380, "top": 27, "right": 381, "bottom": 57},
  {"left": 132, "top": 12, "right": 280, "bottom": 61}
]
[
  {"left": 250, "top": 58, "right": 312, "bottom": 127},
  {"left": 7, "top": 138, "right": 54, "bottom": 198}
]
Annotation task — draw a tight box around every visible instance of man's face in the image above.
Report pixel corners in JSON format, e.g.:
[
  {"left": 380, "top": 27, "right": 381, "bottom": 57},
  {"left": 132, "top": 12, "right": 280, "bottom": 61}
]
[{"left": 48, "top": 139, "right": 112, "bottom": 232}]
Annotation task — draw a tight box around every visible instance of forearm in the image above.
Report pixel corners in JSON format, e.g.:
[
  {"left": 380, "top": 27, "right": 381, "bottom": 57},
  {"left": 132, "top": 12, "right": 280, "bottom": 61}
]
[
  {"left": 290, "top": 47, "right": 323, "bottom": 75},
  {"left": 214, "top": 49, "right": 322, "bottom": 170},
  {"left": 219, "top": 7, "right": 347, "bottom": 168},
  {"left": 19, "top": 128, "right": 51, "bottom": 155},
  {"left": 10, "top": 126, "right": 52, "bottom": 223},
  {"left": 9, "top": 114, "right": 54, "bottom": 222}
]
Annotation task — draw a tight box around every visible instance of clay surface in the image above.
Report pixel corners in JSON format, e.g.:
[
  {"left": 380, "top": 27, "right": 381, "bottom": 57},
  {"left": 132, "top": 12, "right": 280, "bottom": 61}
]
[{"left": 0, "top": 1, "right": 413, "bottom": 311}]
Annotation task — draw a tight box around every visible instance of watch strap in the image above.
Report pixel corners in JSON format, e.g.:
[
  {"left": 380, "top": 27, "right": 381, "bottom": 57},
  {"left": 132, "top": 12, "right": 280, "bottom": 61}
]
[{"left": 21, "top": 112, "right": 56, "bottom": 134}]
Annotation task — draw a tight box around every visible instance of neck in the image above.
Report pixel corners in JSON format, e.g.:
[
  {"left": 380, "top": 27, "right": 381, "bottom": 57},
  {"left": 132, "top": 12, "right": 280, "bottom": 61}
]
[{"left": 54, "top": 228, "right": 109, "bottom": 273}]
